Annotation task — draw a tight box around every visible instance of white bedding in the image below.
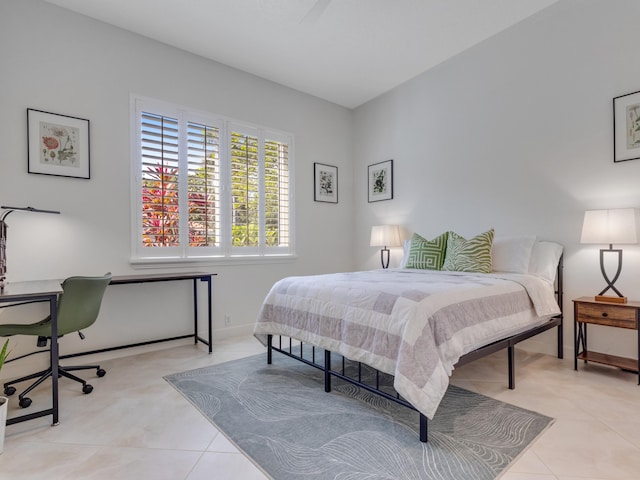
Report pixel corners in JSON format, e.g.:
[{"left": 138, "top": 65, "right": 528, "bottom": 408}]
[{"left": 254, "top": 268, "right": 560, "bottom": 419}]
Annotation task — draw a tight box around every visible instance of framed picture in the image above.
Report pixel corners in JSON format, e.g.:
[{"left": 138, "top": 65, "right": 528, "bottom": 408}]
[
  {"left": 27, "top": 108, "right": 90, "bottom": 178},
  {"left": 613, "top": 90, "right": 640, "bottom": 163},
  {"left": 314, "top": 162, "right": 338, "bottom": 203},
  {"left": 368, "top": 159, "right": 393, "bottom": 202}
]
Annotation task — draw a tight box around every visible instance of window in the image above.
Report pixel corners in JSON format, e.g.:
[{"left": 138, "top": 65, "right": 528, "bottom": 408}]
[{"left": 131, "top": 97, "right": 294, "bottom": 263}]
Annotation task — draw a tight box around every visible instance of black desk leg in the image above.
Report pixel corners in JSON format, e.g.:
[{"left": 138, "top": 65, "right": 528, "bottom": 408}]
[
  {"left": 206, "top": 276, "right": 212, "bottom": 353},
  {"left": 194, "top": 276, "right": 213, "bottom": 354},
  {"left": 193, "top": 278, "right": 198, "bottom": 347},
  {"left": 50, "top": 295, "right": 60, "bottom": 426}
]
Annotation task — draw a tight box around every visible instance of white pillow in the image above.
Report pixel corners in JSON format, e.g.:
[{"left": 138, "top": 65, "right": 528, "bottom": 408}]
[
  {"left": 528, "top": 241, "right": 564, "bottom": 283},
  {"left": 491, "top": 235, "right": 536, "bottom": 274},
  {"left": 398, "top": 239, "right": 411, "bottom": 268}
]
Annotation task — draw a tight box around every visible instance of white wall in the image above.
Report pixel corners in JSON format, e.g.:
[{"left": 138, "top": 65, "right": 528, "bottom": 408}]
[
  {"left": 354, "top": 0, "right": 640, "bottom": 357},
  {"left": 0, "top": 0, "right": 354, "bottom": 376}
]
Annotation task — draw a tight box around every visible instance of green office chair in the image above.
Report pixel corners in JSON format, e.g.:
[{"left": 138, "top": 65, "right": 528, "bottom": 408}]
[{"left": 0, "top": 273, "right": 111, "bottom": 408}]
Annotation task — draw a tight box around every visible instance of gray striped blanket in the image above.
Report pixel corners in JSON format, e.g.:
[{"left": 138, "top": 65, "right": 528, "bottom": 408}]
[{"left": 254, "top": 269, "right": 560, "bottom": 418}]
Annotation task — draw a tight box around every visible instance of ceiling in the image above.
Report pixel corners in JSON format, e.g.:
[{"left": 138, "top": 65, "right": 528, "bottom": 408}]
[{"left": 44, "top": 0, "right": 559, "bottom": 109}]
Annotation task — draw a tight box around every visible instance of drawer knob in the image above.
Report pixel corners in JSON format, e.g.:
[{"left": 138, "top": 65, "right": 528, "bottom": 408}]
[{"left": 601, "top": 312, "right": 608, "bottom": 317}]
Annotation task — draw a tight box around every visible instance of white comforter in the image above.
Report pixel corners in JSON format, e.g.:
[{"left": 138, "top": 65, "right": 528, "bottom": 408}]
[{"left": 254, "top": 269, "right": 560, "bottom": 419}]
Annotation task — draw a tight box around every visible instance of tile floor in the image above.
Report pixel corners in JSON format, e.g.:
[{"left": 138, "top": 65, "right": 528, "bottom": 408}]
[{"left": 1, "top": 336, "right": 639, "bottom": 479}]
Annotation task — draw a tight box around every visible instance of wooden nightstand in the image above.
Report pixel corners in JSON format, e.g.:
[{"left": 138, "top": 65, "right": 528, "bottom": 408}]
[{"left": 573, "top": 297, "right": 640, "bottom": 384}]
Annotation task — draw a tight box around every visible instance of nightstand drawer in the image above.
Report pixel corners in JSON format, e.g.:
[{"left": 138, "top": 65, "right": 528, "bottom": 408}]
[{"left": 575, "top": 302, "right": 638, "bottom": 329}]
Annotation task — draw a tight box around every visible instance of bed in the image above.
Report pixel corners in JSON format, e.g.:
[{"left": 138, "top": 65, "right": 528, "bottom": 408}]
[{"left": 253, "top": 234, "right": 564, "bottom": 442}]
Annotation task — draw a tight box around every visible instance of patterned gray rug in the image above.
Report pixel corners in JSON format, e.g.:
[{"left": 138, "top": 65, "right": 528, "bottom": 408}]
[{"left": 165, "top": 353, "right": 552, "bottom": 480}]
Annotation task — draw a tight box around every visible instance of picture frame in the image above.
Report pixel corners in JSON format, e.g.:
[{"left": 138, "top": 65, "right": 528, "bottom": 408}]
[
  {"left": 314, "top": 162, "right": 338, "bottom": 203},
  {"left": 368, "top": 159, "right": 393, "bottom": 202},
  {"left": 613, "top": 90, "right": 640, "bottom": 163},
  {"left": 27, "top": 108, "right": 90, "bottom": 179}
]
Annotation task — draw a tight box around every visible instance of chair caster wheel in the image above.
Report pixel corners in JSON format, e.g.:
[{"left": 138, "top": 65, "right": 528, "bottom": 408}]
[
  {"left": 83, "top": 384, "right": 93, "bottom": 394},
  {"left": 96, "top": 368, "right": 106, "bottom": 377},
  {"left": 19, "top": 397, "right": 32, "bottom": 408},
  {"left": 4, "top": 386, "right": 16, "bottom": 396}
]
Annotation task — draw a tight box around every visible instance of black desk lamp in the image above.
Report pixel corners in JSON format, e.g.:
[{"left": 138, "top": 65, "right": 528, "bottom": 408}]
[{"left": 0, "top": 205, "right": 61, "bottom": 291}]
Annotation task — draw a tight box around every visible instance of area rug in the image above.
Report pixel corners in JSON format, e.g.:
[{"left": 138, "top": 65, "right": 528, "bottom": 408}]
[{"left": 165, "top": 353, "right": 553, "bottom": 480}]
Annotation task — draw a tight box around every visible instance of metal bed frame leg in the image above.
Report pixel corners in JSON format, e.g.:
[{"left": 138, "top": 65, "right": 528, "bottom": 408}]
[
  {"left": 556, "top": 257, "right": 564, "bottom": 360},
  {"left": 508, "top": 345, "right": 515, "bottom": 390},
  {"left": 267, "top": 334, "right": 273, "bottom": 365},
  {"left": 557, "top": 321, "right": 564, "bottom": 359},
  {"left": 324, "top": 350, "right": 332, "bottom": 392},
  {"left": 419, "top": 414, "right": 428, "bottom": 442}
]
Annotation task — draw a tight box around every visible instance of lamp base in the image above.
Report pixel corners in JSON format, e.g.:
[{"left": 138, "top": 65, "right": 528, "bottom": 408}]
[
  {"left": 380, "top": 247, "right": 390, "bottom": 269},
  {"left": 594, "top": 294, "right": 627, "bottom": 304}
]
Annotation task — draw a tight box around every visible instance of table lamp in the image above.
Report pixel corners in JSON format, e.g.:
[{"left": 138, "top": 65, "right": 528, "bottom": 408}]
[
  {"left": 370, "top": 225, "right": 401, "bottom": 269},
  {"left": 1, "top": 205, "right": 60, "bottom": 291},
  {"left": 580, "top": 208, "right": 638, "bottom": 303}
]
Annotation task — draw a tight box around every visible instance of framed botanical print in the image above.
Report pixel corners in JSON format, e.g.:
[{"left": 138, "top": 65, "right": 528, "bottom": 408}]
[
  {"left": 27, "top": 108, "right": 90, "bottom": 179},
  {"left": 368, "top": 159, "right": 393, "bottom": 202},
  {"left": 613, "top": 90, "right": 640, "bottom": 163},
  {"left": 314, "top": 162, "right": 338, "bottom": 203}
]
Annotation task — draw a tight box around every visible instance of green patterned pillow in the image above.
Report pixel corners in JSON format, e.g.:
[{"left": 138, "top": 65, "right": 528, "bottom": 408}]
[
  {"left": 442, "top": 229, "right": 494, "bottom": 273},
  {"left": 405, "top": 232, "right": 448, "bottom": 270}
]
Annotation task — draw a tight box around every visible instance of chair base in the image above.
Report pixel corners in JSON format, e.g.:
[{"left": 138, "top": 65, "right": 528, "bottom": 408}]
[{"left": 3, "top": 364, "right": 106, "bottom": 408}]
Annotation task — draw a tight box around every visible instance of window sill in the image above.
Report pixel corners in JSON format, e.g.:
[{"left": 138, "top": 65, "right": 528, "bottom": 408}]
[{"left": 129, "top": 254, "right": 298, "bottom": 269}]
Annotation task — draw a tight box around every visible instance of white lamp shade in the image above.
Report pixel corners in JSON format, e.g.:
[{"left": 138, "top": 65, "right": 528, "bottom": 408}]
[
  {"left": 370, "top": 225, "right": 401, "bottom": 247},
  {"left": 580, "top": 208, "right": 639, "bottom": 245}
]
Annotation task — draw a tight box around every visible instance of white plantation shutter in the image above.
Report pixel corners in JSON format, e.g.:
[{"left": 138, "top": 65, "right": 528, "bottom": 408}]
[
  {"left": 186, "top": 121, "right": 221, "bottom": 253},
  {"left": 264, "top": 134, "right": 290, "bottom": 252},
  {"left": 230, "top": 129, "right": 260, "bottom": 252},
  {"left": 132, "top": 96, "right": 294, "bottom": 262},
  {"left": 139, "top": 112, "right": 180, "bottom": 249}
]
